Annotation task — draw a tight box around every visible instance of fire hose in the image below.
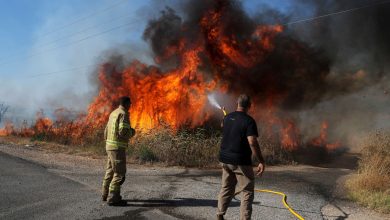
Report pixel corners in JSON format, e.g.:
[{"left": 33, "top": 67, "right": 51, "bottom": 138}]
[
  {"left": 254, "top": 189, "right": 305, "bottom": 220},
  {"left": 233, "top": 188, "right": 305, "bottom": 220},
  {"left": 220, "top": 107, "right": 305, "bottom": 220}
]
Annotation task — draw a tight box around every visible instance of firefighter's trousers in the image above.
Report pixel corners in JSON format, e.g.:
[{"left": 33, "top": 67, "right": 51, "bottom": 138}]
[{"left": 102, "top": 149, "right": 126, "bottom": 194}]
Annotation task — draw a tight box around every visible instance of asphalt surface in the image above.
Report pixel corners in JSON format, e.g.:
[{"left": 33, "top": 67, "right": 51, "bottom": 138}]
[
  {"left": 0, "top": 144, "right": 387, "bottom": 220},
  {"left": 0, "top": 151, "right": 179, "bottom": 220},
  {"left": 0, "top": 151, "right": 100, "bottom": 219}
]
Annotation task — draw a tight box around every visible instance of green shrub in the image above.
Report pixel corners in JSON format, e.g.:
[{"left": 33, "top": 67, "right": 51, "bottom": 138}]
[
  {"left": 138, "top": 145, "right": 157, "bottom": 162},
  {"left": 30, "top": 133, "right": 48, "bottom": 142}
]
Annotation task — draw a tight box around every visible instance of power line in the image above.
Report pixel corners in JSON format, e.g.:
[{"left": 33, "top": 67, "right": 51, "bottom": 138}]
[
  {"left": 35, "top": 14, "right": 137, "bottom": 50},
  {"left": 0, "top": 0, "right": 129, "bottom": 62},
  {"left": 3, "top": 0, "right": 387, "bottom": 81},
  {"left": 26, "top": 64, "right": 97, "bottom": 78},
  {"left": 284, "top": 0, "right": 390, "bottom": 26},
  {"left": 0, "top": 20, "right": 140, "bottom": 67},
  {"left": 39, "top": 0, "right": 129, "bottom": 37},
  {"left": 0, "top": 13, "right": 139, "bottom": 63},
  {"left": 0, "top": 64, "right": 98, "bottom": 87}
]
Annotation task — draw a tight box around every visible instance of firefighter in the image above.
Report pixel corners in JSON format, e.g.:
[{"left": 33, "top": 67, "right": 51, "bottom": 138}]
[
  {"left": 217, "top": 94, "right": 265, "bottom": 220},
  {"left": 101, "top": 96, "right": 135, "bottom": 206}
]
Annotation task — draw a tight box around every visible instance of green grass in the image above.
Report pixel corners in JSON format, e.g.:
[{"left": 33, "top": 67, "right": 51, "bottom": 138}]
[
  {"left": 348, "top": 187, "right": 390, "bottom": 213},
  {"left": 137, "top": 145, "right": 157, "bottom": 162}
]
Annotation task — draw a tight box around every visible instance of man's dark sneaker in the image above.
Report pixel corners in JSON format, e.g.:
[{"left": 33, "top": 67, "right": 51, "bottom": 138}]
[
  {"left": 107, "top": 199, "right": 127, "bottom": 206},
  {"left": 217, "top": 215, "right": 224, "bottom": 220},
  {"left": 107, "top": 193, "right": 126, "bottom": 206}
]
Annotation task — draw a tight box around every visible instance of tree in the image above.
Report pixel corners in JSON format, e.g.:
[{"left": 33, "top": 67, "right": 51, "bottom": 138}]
[{"left": 0, "top": 103, "right": 9, "bottom": 124}]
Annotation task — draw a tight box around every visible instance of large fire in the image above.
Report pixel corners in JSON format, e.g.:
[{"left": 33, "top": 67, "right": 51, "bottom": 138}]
[
  {"left": 83, "top": 1, "right": 285, "bottom": 132},
  {"left": 0, "top": 0, "right": 341, "bottom": 152},
  {"left": 86, "top": 47, "right": 217, "bottom": 131}
]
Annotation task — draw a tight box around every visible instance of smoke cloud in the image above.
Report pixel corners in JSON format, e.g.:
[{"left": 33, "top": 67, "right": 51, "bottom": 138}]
[{"left": 130, "top": 0, "right": 389, "bottom": 149}]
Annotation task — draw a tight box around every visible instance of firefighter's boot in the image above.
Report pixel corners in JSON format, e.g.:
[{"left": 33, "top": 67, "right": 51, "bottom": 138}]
[
  {"left": 107, "top": 192, "right": 126, "bottom": 206},
  {"left": 102, "top": 187, "right": 109, "bottom": 202}
]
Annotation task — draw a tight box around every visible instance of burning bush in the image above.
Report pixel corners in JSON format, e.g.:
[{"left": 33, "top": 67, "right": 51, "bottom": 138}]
[
  {"left": 0, "top": 122, "right": 14, "bottom": 137},
  {"left": 346, "top": 130, "right": 390, "bottom": 213},
  {"left": 8, "top": 110, "right": 106, "bottom": 148},
  {"left": 80, "top": 0, "right": 345, "bottom": 154}
]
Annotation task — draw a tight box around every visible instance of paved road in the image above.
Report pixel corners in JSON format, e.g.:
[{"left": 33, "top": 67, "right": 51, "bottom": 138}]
[
  {"left": 0, "top": 151, "right": 181, "bottom": 220},
  {"left": 0, "top": 151, "right": 100, "bottom": 219},
  {"left": 0, "top": 144, "right": 386, "bottom": 220}
]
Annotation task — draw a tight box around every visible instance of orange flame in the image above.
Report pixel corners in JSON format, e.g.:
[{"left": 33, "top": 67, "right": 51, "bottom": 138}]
[
  {"left": 311, "top": 121, "right": 341, "bottom": 150},
  {"left": 280, "top": 120, "right": 300, "bottom": 150},
  {"left": 34, "top": 110, "right": 53, "bottom": 132},
  {"left": 86, "top": 45, "right": 217, "bottom": 131},
  {"left": 82, "top": 6, "right": 284, "bottom": 132},
  {"left": 0, "top": 122, "right": 14, "bottom": 137}
]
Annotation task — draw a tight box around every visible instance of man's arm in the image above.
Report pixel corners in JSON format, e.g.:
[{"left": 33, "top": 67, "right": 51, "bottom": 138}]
[
  {"left": 118, "top": 113, "right": 136, "bottom": 139},
  {"left": 104, "top": 125, "right": 108, "bottom": 140},
  {"left": 118, "top": 113, "right": 131, "bottom": 139},
  {"left": 247, "top": 136, "right": 265, "bottom": 176}
]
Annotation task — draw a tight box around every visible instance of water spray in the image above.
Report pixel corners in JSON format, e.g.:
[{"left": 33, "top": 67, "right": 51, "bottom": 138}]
[{"left": 207, "top": 94, "right": 227, "bottom": 116}]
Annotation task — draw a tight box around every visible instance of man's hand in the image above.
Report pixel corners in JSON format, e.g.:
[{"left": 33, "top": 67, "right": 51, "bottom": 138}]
[
  {"left": 221, "top": 106, "right": 227, "bottom": 116},
  {"left": 256, "top": 162, "right": 265, "bottom": 176},
  {"left": 248, "top": 135, "right": 265, "bottom": 176}
]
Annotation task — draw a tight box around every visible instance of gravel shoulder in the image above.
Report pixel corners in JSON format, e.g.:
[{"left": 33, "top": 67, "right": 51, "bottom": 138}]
[{"left": 0, "top": 142, "right": 388, "bottom": 220}]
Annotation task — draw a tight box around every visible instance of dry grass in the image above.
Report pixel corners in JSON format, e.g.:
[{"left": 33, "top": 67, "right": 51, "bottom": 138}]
[
  {"left": 129, "top": 127, "right": 221, "bottom": 167},
  {"left": 258, "top": 131, "right": 293, "bottom": 165},
  {"left": 7, "top": 120, "right": 332, "bottom": 167},
  {"left": 10, "top": 126, "right": 222, "bottom": 167},
  {"left": 346, "top": 130, "right": 390, "bottom": 213}
]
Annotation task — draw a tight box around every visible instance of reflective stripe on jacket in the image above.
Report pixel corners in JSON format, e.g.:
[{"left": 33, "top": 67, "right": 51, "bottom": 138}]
[{"left": 104, "top": 106, "right": 133, "bottom": 150}]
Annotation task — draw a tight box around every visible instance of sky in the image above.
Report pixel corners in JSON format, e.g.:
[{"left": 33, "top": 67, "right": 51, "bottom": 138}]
[
  {"left": 0, "top": 0, "right": 153, "bottom": 121},
  {"left": 0, "top": 0, "right": 293, "bottom": 121}
]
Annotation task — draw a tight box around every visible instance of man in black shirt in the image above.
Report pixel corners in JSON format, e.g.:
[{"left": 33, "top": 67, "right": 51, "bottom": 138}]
[{"left": 217, "top": 94, "right": 265, "bottom": 220}]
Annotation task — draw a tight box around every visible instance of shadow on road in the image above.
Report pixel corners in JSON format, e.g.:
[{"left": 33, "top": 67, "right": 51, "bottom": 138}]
[{"left": 124, "top": 198, "right": 239, "bottom": 208}]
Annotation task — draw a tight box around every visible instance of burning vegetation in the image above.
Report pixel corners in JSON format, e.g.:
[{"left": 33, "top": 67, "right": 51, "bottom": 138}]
[
  {"left": 1, "top": 0, "right": 340, "bottom": 158},
  {"left": 2, "top": 0, "right": 389, "bottom": 165}
]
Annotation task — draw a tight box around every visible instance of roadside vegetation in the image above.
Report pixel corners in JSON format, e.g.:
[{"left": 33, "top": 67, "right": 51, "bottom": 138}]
[
  {"left": 2, "top": 118, "right": 342, "bottom": 167},
  {"left": 2, "top": 112, "right": 338, "bottom": 167},
  {"left": 5, "top": 124, "right": 223, "bottom": 167},
  {"left": 3, "top": 123, "right": 300, "bottom": 167},
  {"left": 346, "top": 130, "right": 390, "bottom": 213}
]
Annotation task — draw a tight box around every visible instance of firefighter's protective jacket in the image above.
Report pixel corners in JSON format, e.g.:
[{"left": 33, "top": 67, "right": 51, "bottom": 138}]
[{"left": 104, "top": 106, "right": 135, "bottom": 150}]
